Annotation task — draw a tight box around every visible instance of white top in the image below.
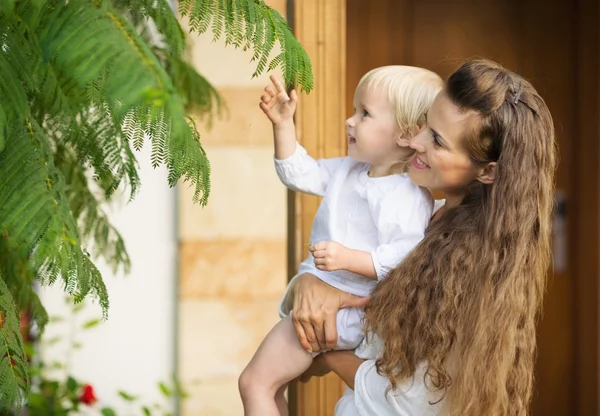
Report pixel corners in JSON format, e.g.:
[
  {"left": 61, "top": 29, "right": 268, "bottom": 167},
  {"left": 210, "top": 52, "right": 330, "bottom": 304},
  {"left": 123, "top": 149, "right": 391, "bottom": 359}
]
[
  {"left": 334, "top": 200, "right": 448, "bottom": 416},
  {"left": 340, "top": 335, "right": 444, "bottom": 416},
  {"left": 275, "top": 143, "right": 433, "bottom": 297}
]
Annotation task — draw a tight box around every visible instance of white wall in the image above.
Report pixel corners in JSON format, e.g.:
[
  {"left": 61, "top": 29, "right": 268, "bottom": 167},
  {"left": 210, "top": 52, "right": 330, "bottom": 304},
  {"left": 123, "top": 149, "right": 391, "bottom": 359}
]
[{"left": 39, "top": 144, "right": 177, "bottom": 413}]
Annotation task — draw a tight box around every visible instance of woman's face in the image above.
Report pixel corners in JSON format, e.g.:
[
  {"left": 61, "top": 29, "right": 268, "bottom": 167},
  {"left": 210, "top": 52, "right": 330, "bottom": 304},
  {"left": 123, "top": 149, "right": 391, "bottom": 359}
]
[{"left": 408, "top": 90, "right": 485, "bottom": 198}]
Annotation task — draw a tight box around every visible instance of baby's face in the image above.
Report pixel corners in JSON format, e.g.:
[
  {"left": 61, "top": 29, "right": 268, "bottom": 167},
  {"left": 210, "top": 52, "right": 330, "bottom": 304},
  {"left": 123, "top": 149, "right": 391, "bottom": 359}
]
[{"left": 345, "top": 84, "right": 407, "bottom": 166}]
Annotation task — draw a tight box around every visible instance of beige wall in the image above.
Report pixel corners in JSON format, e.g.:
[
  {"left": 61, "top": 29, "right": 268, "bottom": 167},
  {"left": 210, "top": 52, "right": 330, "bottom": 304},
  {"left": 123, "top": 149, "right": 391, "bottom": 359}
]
[{"left": 177, "top": 2, "right": 288, "bottom": 415}]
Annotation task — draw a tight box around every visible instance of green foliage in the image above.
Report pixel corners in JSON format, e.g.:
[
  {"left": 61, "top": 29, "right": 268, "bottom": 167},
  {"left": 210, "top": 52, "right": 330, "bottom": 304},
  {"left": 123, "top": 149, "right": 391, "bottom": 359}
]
[
  {"left": 0, "top": 276, "right": 28, "bottom": 411},
  {"left": 180, "top": 0, "right": 314, "bottom": 92},
  {"left": 0, "top": 0, "right": 312, "bottom": 409},
  {"left": 10, "top": 298, "right": 189, "bottom": 415}
]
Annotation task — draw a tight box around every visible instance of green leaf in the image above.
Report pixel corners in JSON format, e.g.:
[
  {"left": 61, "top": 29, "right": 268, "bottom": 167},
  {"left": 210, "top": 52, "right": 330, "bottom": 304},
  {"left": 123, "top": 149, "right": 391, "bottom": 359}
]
[
  {"left": 48, "top": 315, "right": 65, "bottom": 323},
  {"left": 73, "top": 302, "right": 86, "bottom": 314},
  {"left": 158, "top": 381, "right": 171, "bottom": 397},
  {"left": 101, "top": 408, "right": 117, "bottom": 416},
  {"left": 179, "top": 0, "right": 314, "bottom": 92},
  {"left": 0, "top": 0, "right": 313, "bottom": 407},
  {"left": 23, "top": 343, "right": 35, "bottom": 358},
  {"left": 0, "top": 276, "right": 28, "bottom": 412},
  {"left": 38, "top": 0, "right": 211, "bottom": 205},
  {"left": 44, "top": 336, "right": 62, "bottom": 346},
  {"left": 118, "top": 390, "right": 138, "bottom": 401},
  {"left": 142, "top": 406, "right": 152, "bottom": 416},
  {"left": 66, "top": 376, "right": 78, "bottom": 392},
  {"left": 0, "top": 0, "right": 17, "bottom": 15},
  {"left": 82, "top": 318, "right": 101, "bottom": 329},
  {"left": 112, "top": 0, "right": 186, "bottom": 56}
]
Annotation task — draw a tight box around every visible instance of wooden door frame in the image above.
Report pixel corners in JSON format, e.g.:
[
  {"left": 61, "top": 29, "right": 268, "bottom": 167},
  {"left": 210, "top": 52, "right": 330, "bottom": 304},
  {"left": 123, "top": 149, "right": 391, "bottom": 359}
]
[
  {"left": 285, "top": 0, "right": 347, "bottom": 415},
  {"left": 286, "top": 0, "right": 600, "bottom": 414}
]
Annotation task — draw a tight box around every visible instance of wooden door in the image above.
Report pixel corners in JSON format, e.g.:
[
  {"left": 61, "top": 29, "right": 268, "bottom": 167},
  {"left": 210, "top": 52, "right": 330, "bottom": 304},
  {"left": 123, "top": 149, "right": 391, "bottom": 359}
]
[
  {"left": 290, "top": 0, "right": 599, "bottom": 414},
  {"left": 287, "top": 1, "right": 348, "bottom": 415}
]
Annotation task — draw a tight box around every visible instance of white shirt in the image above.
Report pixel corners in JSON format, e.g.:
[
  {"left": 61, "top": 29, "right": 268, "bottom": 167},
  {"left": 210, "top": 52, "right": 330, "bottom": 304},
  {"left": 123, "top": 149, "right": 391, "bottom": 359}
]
[
  {"left": 337, "top": 335, "right": 444, "bottom": 416},
  {"left": 334, "top": 200, "right": 448, "bottom": 416},
  {"left": 275, "top": 143, "right": 433, "bottom": 297}
]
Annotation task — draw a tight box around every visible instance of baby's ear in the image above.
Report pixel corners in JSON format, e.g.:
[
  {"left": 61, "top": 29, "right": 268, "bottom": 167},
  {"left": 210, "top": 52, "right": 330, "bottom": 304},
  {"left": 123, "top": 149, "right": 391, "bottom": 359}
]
[
  {"left": 396, "top": 124, "right": 420, "bottom": 147},
  {"left": 396, "top": 135, "right": 411, "bottom": 147}
]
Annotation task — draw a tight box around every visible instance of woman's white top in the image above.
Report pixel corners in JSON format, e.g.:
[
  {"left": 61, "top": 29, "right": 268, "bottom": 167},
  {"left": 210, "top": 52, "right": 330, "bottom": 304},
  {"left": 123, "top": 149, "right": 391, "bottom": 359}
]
[
  {"left": 274, "top": 143, "right": 433, "bottom": 297},
  {"left": 334, "top": 199, "right": 447, "bottom": 416}
]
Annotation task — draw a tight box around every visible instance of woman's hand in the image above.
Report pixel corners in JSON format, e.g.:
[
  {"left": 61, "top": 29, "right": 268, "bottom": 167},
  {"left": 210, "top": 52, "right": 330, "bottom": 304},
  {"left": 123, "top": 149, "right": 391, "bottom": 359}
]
[{"left": 289, "top": 273, "right": 369, "bottom": 353}]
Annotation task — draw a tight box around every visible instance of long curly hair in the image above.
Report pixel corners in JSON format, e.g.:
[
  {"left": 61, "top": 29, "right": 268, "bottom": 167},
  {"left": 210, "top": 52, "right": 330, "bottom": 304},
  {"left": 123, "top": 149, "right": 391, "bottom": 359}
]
[{"left": 364, "top": 59, "right": 557, "bottom": 415}]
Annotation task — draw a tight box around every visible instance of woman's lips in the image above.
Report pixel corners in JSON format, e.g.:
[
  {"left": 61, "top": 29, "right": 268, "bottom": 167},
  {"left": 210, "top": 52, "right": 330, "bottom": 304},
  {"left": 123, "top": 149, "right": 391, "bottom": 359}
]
[{"left": 412, "top": 154, "right": 430, "bottom": 169}]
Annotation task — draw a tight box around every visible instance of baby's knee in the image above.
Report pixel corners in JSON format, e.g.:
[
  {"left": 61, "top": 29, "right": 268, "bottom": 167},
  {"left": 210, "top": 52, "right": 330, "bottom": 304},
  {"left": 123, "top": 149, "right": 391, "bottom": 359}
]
[
  {"left": 239, "top": 363, "right": 280, "bottom": 400},
  {"left": 238, "top": 366, "right": 254, "bottom": 397}
]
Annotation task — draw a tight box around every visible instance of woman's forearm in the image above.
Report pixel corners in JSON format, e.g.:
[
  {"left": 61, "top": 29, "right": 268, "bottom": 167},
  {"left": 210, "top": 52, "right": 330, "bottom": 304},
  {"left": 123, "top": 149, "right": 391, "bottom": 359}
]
[{"left": 323, "top": 351, "right": 365, "bottom": 390}]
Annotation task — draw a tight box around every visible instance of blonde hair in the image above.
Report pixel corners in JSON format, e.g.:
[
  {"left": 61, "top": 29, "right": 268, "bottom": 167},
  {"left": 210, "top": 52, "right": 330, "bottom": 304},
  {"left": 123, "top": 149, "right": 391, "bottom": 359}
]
[
  {"left": 364, "top": 59, "right": 557, "bottom": 416},
  {"left": 357, "top": 66, "right": 443, "bottom": 172}
]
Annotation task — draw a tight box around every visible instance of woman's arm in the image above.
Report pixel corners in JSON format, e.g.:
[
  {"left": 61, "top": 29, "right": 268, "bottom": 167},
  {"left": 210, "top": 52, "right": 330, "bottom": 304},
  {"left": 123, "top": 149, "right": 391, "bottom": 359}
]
[
  {"left": 288, "top": 274, "right": 369, "bottom": 352},
  {"left": 323, "top": 351, "right": 365, "bottom": 389},
  {"left": 300, "top": 351, "right": 365, "bottom": 390}
]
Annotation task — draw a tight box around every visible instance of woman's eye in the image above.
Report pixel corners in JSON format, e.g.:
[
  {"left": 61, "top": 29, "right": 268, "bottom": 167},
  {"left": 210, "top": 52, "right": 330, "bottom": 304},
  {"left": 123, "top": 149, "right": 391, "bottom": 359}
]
[{"left": 431, "top": 131, "right": 442, "bottom": 148}]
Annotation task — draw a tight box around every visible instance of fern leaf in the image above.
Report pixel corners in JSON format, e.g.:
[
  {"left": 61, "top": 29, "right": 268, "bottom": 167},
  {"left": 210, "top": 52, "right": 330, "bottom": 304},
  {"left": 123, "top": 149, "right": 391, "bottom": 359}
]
[
  {"left": 166, "top": 53, "right": 223, "bottom": 123},
  {"left": 0, "top": 120, "right": 110, "bottom": 319},
  {"left": 53, "top": 145, "right": 132, "bottom": 274},
  {"left": 112, "top": 0, "right": 187, "bottom": 56},
  {"left": 179, "top": 0, "right": 314, "bottom": 92},
  {"left": 0, "top": 0, "right": 17, "bottom": 16},
  {"left": 0, "top": 275, "right": 28, "bottom": 413},
  {"left": 39, "top": 0, "right": 210, "bottom": 202},
  {"left": 0, "top": 37, "right": 28, "bottom": 123}
]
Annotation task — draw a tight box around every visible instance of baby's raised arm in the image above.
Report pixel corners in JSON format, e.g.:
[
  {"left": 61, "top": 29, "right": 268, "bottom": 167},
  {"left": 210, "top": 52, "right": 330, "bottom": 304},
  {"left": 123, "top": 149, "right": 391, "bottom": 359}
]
[{"left": 259, "top": 75, "right": 298, "bottom": 160}]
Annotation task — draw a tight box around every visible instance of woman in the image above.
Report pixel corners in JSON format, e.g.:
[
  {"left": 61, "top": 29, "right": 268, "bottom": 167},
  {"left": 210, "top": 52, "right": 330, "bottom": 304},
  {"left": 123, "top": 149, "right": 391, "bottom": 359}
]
[{"left": 283, "top": 59, "right": 557, "bottom": 415}]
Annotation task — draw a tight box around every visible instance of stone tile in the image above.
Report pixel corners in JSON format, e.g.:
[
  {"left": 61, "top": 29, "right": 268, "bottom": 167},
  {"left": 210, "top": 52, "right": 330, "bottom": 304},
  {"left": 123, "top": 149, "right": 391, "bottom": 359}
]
[
  {"left": 182, "top": 30, "right": 284, "bottom": 89},
  {"left": 179, "top": 239, "right": 287, "bottom": 300},
  {"left": 178, "top": 146, "right": 287, "bottom": 240},
  {"left": 181, "top": 377, "right": 241, "bottom": 416},
  {"left": 193, "top": 88, "right": 276, "bottom": 147},
  {"left": 181, "top": 377, "right": 288, "bottom": 416},
  {"left": 178, "top": 299, "right": 281, "bottom": 382}
]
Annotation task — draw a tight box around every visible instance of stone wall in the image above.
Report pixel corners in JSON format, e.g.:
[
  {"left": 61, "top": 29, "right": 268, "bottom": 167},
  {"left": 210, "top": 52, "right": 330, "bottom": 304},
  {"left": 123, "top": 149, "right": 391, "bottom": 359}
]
[{"left": 177, "top": 2, "right": 288, "bottom": 414}]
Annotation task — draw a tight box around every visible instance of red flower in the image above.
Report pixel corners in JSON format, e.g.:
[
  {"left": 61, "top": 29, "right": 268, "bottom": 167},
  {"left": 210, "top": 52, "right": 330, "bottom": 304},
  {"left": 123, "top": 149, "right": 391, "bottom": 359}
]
[{"left": 79, "top": 384, "right": 97, "bottom": 405}]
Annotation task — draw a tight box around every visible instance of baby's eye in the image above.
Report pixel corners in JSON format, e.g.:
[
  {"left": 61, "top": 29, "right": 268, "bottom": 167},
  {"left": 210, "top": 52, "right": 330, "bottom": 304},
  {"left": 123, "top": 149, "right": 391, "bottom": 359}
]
[{"left": 362, "top": 109, "right": 370, "bottom": 117}]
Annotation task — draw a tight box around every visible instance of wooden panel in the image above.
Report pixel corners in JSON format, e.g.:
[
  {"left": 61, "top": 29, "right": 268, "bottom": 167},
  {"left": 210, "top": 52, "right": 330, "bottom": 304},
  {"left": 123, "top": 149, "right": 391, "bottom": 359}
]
[
  {"left": 573, "top": 0, "right": 600, "bottom": 413},
  {"left": 346, "top": 0, "right": 413, "bottom": 117},
  {"left": 288, "top": 0, "right": 347, "bottom": 415}
]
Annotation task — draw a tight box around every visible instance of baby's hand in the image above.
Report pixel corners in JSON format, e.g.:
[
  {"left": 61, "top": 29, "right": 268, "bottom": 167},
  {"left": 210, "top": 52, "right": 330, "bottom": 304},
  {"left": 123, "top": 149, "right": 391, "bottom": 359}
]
[
  {"left": 259, "top": 75, "right": 297, "bottom": 125},
  {"left": 310, "top": 241, "right": 351, "bottom": 272}
]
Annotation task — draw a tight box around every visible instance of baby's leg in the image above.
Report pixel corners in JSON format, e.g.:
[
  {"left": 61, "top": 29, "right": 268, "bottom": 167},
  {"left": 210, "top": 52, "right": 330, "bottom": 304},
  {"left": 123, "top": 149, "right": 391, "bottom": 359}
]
[
  {"left": 239, "top": 316, "right": 313, "bottom": 416},
  {"left": 275, "top": 385, "right": 288, "bottom": 416}
]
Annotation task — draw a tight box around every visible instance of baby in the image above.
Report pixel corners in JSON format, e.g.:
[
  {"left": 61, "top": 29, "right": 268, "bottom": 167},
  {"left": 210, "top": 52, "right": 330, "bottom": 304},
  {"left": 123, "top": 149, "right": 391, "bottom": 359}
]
[{"left": 239, "top": 66, "right": 443, "bottom": 416}]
